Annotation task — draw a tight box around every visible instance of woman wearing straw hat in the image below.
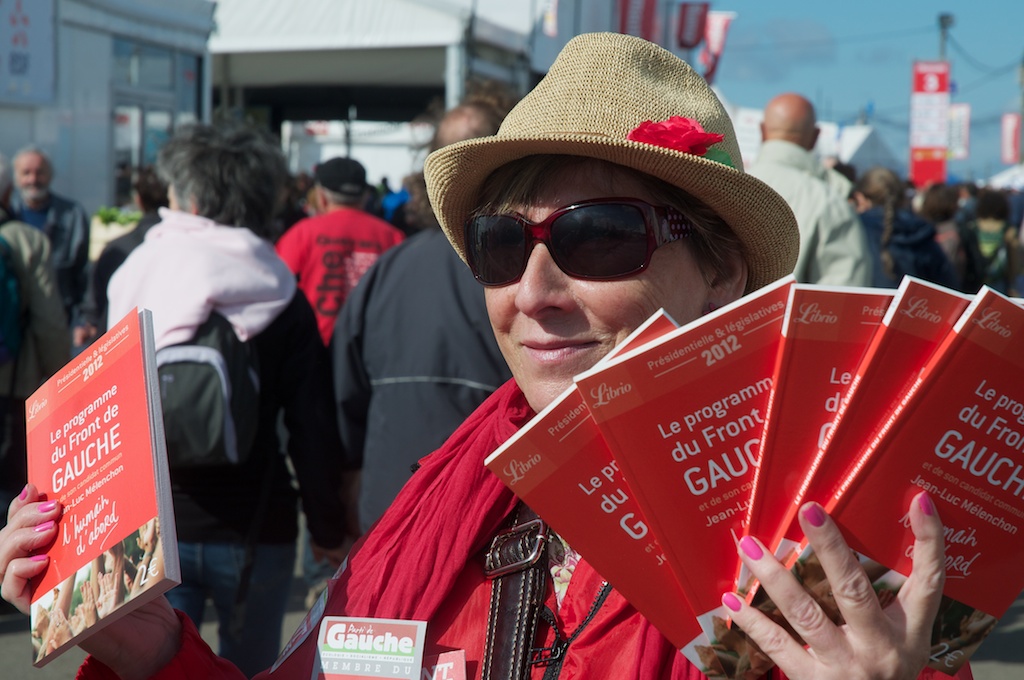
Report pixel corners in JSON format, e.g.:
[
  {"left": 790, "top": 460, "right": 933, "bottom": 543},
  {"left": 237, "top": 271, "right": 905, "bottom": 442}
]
[{"left": 1, "top": 33, "right": 955, "bottom": 680}]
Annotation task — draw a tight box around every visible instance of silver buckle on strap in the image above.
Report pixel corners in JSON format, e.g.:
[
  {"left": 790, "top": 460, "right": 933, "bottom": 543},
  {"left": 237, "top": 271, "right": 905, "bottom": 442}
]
[{"left": 483, "top": 517, "right": 548, "bottom": 579}]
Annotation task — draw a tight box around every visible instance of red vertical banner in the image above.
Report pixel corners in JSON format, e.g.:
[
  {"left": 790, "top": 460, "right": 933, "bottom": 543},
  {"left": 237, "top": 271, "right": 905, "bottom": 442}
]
[
  {"left": 618, "top": 0, "right": 661, "bottom": 43},
  {"left": 676, "top": 2, "right": 709, "bottom": 50},
  {"left": 699, "top": 11, "right": 737, "bottom": 85},
  {"left": 909, "top": 60, "right": 950, "bottom": 187},
  {"left": 1001, "top": 113, "right": 1021, "bottom": 165}
]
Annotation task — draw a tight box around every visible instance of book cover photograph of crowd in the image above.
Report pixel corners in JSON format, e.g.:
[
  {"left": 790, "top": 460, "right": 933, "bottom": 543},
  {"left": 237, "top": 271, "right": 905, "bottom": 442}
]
[{"left": 32, "top": 517, "right": 166, "bottom": 664}]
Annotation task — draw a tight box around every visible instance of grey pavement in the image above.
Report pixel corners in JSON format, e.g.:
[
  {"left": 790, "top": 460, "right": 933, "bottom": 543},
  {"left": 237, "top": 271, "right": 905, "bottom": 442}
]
[
  {"left": 0, "top": 578, "right": 311, "bottom": 679},
  {"left": 2, "top": 587, "right": 1022, "bottom": 678},
  {"left": 968, "top": 590, "right": 1024, "bottom": 679}
]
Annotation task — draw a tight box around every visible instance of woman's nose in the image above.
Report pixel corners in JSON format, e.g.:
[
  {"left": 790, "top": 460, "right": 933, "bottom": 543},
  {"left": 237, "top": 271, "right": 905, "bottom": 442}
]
[{"left": 513, "top": 243, "right": 574, "bottom": 314}]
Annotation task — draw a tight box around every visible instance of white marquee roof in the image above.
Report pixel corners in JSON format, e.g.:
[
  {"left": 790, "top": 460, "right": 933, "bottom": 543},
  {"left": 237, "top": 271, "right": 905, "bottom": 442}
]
[
  {"left": 987, "top": 164, "right": 1024, "bottom": 190},
  {"left": 209, "top": 0, "right": 534, "bottom": 88}
]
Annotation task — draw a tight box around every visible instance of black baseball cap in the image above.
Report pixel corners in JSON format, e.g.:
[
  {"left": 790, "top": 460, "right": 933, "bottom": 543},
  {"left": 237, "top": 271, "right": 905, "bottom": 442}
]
[{"left": 315, "top": 157, "right": 367, "bottom": 196}]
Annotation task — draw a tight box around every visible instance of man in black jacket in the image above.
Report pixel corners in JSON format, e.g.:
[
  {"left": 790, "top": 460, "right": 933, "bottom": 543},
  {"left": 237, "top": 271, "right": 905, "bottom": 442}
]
[{"left": 332, "top": 94, "right": 515, "bottom": 535}]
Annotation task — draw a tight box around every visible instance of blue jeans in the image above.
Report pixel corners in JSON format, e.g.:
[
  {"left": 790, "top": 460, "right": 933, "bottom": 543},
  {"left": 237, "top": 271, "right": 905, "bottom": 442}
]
[
  {"left": 300, "top": 526, "right": 336, "bottom": 589},
  {"left": 166, "top": 541, "right": 296, "bottom": 678}
]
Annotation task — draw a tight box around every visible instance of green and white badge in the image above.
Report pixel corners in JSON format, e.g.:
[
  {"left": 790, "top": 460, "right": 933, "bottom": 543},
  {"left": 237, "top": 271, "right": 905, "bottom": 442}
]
[{"left": 316, "top": 616, "right": 427, "bottom": 679}]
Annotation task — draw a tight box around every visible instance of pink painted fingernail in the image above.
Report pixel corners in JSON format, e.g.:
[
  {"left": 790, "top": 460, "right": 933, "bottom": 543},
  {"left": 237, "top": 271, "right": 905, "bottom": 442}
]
[
  {"left": 722, "top": 592, "right": 743, "bottom": 612},
  {"left": 918, "top": 492, "right": 936, "bottom": 516},
  {"left": 34, "top": 520, "right": 55, "bottom": 533},
  {"left": 802, "top": 503, "right": 827, "bottom": 527},
  {"left": 39, "top": 501, "right": 57, "bottom": 513},
  {"left": 739, "top": 536, "right": 763, "bottom": 560},
  {"left": 19, "top": 485, "right": 28, "bottom": 501},
  {"left": 31, "top": 555, "right": 48, "bottom": 562}
]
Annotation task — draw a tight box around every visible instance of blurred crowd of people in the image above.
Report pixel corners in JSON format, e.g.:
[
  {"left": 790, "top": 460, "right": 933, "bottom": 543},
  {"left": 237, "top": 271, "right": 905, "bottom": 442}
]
[
  {"left": 748, "top": 92, "right": 1021, "bottom": 297},
  {"left": 846, "top": 166, "right": 1022, "bottom": 295}
]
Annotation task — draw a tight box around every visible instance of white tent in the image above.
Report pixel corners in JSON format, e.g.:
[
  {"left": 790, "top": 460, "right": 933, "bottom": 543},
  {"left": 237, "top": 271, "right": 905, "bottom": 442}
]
[
  {"left": 208, "top": 0, "right": 625, "bottom": 179},
  {"left": 211, "top": 0, "right": 533, "bottom": 54},
  {"left": 986, "top": 164, "right": 1024, "bottom": 190},
  {"left": 209, "top": 0, "right": 539, "bottom": 111},
  {"left": 816, "top": 123, "right": 903, "bottom": 176}
]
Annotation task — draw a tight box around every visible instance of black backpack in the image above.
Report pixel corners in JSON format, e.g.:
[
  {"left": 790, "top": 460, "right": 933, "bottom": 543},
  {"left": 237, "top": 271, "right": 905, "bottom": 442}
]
[{"left": 156, "top": 312, "right": 260, "bottom": 468}]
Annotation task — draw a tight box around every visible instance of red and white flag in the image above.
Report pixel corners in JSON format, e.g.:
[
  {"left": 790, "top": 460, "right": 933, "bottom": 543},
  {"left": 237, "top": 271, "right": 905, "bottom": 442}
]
[
  {"left": 1002, "top": 113, "right": 1021, "bottom": 166},
  {"left": 676, "top": 2, "right": 709, "bottom": 50},
  {"left": 618, "top": 0, "right": 660, "bottom": 43},
  {"left": 699, "top": 11, "right": 737, "bottom": 85},
  {"left": 909, "top": 60, "right": 950, "bottom": 187}
]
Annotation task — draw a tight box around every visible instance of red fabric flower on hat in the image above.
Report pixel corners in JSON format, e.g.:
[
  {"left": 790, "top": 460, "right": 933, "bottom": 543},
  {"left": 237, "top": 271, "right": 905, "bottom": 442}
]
[{"left": 627, "top": 116, "right": 731, "bottom": 167}]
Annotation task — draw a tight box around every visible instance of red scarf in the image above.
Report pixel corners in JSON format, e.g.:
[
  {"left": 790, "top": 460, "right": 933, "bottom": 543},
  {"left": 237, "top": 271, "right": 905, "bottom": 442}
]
[
  {"left": 259, "top": 378, "right": 705, "bottom": 679},
  {"left": 335, "top": 378, "right": 530, "bottom": 617},
  {"left": 262, "top": 379, "right": 530, "bottom": 677}
]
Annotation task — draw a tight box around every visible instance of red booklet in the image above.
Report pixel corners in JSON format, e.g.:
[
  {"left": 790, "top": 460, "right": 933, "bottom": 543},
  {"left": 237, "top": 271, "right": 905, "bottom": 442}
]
[
  {"left": 574, "top": 276, "right": 793, "bottom": 675},
  {"left": 25, "top": 309, "right": 178, "bottom": 666},
  {"left": 485, "top": 312, "right": 715, "bottom": 663},
  {"left": 745, "top": 285, "right": 893, "bottom": 570},
  {"left": 798, "top": 278, "right": 971, "bottom": 526},
  {"left": 825, "top": 286, "right": 1024, "bottom": 674}
]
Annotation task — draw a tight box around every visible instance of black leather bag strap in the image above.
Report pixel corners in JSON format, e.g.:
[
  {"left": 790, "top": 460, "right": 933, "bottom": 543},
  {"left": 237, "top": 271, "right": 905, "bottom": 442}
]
[
  {"left": 533, "top": 581, "right": 612, "bottom": 679},
  {"left": 481, "top": 503, "right": 549, "bottom": 680}
]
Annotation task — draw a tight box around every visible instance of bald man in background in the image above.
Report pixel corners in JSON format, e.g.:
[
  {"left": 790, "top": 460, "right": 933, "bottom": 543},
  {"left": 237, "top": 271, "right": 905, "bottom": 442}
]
[{"left": 749, "top": 93, "right": 872, "bottom": 286}]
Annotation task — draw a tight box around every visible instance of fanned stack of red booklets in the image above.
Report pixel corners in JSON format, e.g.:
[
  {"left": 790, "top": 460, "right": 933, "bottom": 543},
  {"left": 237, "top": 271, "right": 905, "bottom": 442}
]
[
  {"left": 24, "top": 308, "right": 178, "bottom": 666},
  {"left": 482, "top": 275, "right": 1024, "bottom": 677},
  {"left": 765, "top": 277, "right": 972, "bottom": 565}
]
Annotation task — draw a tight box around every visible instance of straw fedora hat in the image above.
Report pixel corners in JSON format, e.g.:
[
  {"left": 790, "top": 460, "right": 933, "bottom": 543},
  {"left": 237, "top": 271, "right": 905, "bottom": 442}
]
[{"left": 424, "top": 32, "right": 799, "bottom": 292}]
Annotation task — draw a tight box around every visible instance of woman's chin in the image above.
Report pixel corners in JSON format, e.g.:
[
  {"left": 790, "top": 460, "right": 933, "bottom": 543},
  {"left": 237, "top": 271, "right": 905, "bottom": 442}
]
[{"left": 517, "top": 350, "right": 607, "bottom": 411}]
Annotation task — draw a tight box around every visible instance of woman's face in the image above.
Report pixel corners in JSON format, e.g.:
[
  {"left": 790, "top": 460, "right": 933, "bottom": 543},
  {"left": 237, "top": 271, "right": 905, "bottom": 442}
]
[{"left": 484, "top": 162, "right": 746, "bottom": 412}]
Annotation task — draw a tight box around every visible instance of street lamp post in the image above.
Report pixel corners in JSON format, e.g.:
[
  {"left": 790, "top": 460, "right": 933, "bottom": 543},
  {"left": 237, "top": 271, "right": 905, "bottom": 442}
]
[{"left": 938, "top": 13, "right": 954, "bottom": 61}]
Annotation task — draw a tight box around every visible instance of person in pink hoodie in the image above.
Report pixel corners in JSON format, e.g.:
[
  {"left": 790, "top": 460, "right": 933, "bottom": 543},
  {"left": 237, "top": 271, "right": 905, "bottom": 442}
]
[{"left": 106, "top": 123, "right": 349, "bottom": 677}]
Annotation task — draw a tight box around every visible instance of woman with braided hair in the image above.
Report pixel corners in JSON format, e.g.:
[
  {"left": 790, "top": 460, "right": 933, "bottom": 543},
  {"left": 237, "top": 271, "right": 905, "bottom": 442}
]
[{"left": 851, "top": 166, "right": 958, "bottom": 289}]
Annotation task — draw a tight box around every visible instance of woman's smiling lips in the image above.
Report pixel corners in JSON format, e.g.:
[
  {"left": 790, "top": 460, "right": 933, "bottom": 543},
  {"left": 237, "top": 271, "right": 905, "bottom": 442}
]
[{"left": 521, "top": 338, "right": 601, "bottom": 363}]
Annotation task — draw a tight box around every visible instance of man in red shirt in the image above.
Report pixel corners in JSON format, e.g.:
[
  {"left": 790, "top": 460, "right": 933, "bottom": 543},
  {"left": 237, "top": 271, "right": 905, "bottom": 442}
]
[{"left": 276, "top": 157, "right": 404, "bottom": 345}]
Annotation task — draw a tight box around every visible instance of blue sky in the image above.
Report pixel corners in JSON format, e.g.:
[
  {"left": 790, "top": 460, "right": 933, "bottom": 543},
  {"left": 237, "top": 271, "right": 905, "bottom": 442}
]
[{"left": 702, "top": 1, "right": 1024, "bottom": 182}]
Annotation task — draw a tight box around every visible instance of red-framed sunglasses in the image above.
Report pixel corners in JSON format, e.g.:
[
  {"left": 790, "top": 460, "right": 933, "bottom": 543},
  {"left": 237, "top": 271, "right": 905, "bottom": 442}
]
[{"left": 465, "top": 198, "right": 693, "bottom": 286}]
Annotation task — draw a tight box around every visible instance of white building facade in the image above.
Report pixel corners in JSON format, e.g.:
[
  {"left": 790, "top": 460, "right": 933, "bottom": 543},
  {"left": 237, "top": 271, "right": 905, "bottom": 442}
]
[{"left": 0, "top": 0, "right": 214, "bottom": 215}]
